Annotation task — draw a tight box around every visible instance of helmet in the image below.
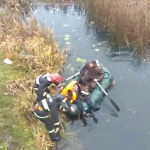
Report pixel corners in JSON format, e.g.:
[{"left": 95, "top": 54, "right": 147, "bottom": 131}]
[{"left": 50, "top": 73, "right": 61, "bottom": 82}]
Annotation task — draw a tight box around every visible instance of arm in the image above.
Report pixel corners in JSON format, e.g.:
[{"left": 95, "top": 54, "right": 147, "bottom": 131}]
[
  {"left": 36, "top": 84, "right": 46, "bottom": 102},
  {"left": 79, "top": 63, "right": 89, "bottom": 73},
  {"left": 66, "top": 90, "right": 73, "bottom": 107}
]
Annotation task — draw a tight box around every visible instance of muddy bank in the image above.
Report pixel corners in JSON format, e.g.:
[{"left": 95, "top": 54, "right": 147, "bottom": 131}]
[{"left": 0, "top": 131, "right": 20, "bottom": 150}]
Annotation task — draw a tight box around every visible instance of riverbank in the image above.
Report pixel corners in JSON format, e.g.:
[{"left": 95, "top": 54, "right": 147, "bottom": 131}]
[
  {"left": 0, "top": 54, "right": 41, "bottom": 150},
  {"left": 0, "top": 1, "right": 68, "bottom": 149}
]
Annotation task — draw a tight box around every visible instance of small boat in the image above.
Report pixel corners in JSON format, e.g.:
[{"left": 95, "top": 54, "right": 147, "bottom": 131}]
[{"left": 61, "top": 64, "right": 113, "bottom": 116}]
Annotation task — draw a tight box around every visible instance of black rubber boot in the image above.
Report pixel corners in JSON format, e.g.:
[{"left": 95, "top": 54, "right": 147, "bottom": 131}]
[
  {"left": 89, "top": 111, "right": 98, "bottom": 123},
  {"left": 81, "top": 114, "right": 88, "bottom": 127},
  {"left": 51, "top": 135, "right": 61, "bottom": 142}
]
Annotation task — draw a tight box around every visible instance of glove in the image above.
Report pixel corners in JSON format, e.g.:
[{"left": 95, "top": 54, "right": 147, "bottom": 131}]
[
  {"left": 76, "top": 72, "right": 80, "bottom": 76},
  {"left": 62, "top": 108, "right": 67, "bottom": 112},
  {"left": 46, "top": 94, "right": 51, "bottom": 98},
  {"left": 81, "top": 90, "right": 89, "bottom": 96},
  {"left": 43, "top": 92, "right": 51, "bottom": 98},
  {"left": 59, "top": 105, "right": 67, "bottom": 112},
  {"left": 94, "top": 79, "right": 98, "bottom": 82},
  {"left": 70, "top": 106, "right": 74, "bottom": 112}
]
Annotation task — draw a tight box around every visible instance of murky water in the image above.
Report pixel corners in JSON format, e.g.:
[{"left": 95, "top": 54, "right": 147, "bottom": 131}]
[{"left": 32, "top": 3, "right": 150, "bottom": 150}]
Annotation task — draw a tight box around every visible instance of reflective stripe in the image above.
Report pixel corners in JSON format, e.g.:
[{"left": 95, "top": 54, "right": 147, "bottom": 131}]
[
  {"left": 48, "top": 129, "right": 55, "bottom": 133},
  {"left": 62, "top": 99, "right": 66, "bottom": 102},
  {"left": 49, "top": 97, "right": 53, "bottom": 102},
  {"left": 54, "top": 122, "right": 59, "bottom": 126},
  {"left": 35, "top": 75, "right": 42, "bottom": 85},
  {"left": 54, "top": 128, "right": 59, "bottom": 133},
  {"left": 34, "top": 112, "right": 49, "bottom": 119},
  {"left": 43, "top": 92, "right": 47, "bottom": 96},
  {"left": 42, "top": 99, "right": 50, "bottom": 111},
  {"left": 42, "top": 73, "right": 51, "bottom": 81},
  {"left": 34, "top": 88, "right": 38, "bottom": 90}
]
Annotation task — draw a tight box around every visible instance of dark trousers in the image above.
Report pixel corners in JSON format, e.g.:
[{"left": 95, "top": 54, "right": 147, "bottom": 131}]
[
  {"left": 73, "top": 96, "right": 93, "bottom": 114},
  {"left": 34, "top": 102, "right": 59, "bottom": 139},
  {"left": 73, "top": 99, "right": 85, "bottom": 115},
  {"left": 34, "top": 109, "right": 55, "bottom": 138},
  {"left": 48, "top": 101, "right": 59, "bottom": 123},
  {"left": 52, "top": 94, "right": 65, "bottom": 109},
  {"left": 84, "top": 96, "right": 93, "bottom": 113}
]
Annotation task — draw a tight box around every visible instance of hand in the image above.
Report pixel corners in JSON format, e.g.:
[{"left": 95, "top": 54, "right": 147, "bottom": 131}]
[
  {"left": 76, "top": 72, "right": 80, "bottom": 76},
  {"left": 94, "top": 79, "right": 98, "bottom": 82},
  {"left": 81, "top": 90, "right": 89, "bottom": 95},
  {"left": 46, "top": 94, "right": 51, "bottom": 98},
  {"left": 62, "top": 108, "right": 67, "bottom": 112},
  {"left": 58, "top": 86, "right": 63, "bottom": 92},
  {"left": 57, "top": 84, "right": 62, "bottom": 88},
  {"left": 34, "top": 103, "right": 39, "bottom": 110},
  {"left": 70, "top": 106, "right": 74, "bottom": 112}
]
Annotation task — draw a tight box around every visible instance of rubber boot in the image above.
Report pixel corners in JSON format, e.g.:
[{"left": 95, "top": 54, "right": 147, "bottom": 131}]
[
  {"left": 51, "top": 135, "right": 61, "bottom": 142},
  {"left": 81, "top": 114, "right": 88, "bottom": 127},
  {"left": 89, "top": 111, "right": 98, "bottom": 123},
  {"left": 50, "top": 132, "right": 61, "bottom": 142}
]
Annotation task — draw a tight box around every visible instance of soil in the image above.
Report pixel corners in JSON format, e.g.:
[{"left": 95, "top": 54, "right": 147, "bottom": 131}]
[{"left": 1, "top": 131, "right": 20, "bottom": 150}]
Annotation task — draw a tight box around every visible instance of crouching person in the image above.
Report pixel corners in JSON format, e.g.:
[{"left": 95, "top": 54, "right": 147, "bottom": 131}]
[
  {"left": 34, "top": 97, "right": 61, "bottom": 142},
  {"left": 32, "top": 73, "right": 62, "bottom": 102},
  {"left": 61, "top": 80, "right": 89, "bottom": 126}
]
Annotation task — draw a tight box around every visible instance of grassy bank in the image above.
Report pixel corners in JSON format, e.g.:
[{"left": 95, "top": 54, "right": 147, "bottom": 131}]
[
  {"left": 84, "top": 0, "right": 150, "bottom": 59},
  {"left": 0, "top": 1, "right": 71, "bottom": 150},
  {"left": 0, "top": 55, "right": 40, "bottom": 150}
]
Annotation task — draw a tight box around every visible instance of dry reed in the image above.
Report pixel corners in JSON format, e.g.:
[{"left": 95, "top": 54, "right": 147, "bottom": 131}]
[
  {"left": 0, "top": 1, "right": 75, "bottom": 149},
  {"left": 0, "top": 1, "right": 68, "bottom": 78},
  {"left": 84, "top": 0, "right": 150, "bottom": 59}
]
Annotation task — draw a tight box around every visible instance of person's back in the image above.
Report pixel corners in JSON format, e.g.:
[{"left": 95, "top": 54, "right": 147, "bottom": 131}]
[
  {"left": 87, "top": 65, "right": 103, "bottom": 80},
  {"left": 33, "top": 73, "right": 62, "bottom": 102}
]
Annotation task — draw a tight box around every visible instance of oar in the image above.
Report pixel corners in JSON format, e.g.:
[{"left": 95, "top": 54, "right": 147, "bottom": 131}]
[
  {"left": 96, "top": 81, "right": 120, "bottom": 112},
  {"left": 58, "top": 72, "right": 80, "bottom": 88},
  {"left": 61, "top": 72, "right": 79, "bottom": 82}
]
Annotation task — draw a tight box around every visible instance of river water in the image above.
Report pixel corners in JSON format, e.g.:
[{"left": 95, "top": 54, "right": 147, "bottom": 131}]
[{"left": 32, "top": 3, "right": 150, "bottom": 150}]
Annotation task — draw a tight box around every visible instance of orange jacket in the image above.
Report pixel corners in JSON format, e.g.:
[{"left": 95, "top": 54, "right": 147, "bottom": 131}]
[{"left": 61, "top": 80, "right": 79, "bottom": 103}]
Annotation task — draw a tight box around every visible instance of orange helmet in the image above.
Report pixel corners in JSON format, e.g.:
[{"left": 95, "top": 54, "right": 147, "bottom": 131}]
[{"left": 50, "top": 73, "right": 61, "bottom": 82}]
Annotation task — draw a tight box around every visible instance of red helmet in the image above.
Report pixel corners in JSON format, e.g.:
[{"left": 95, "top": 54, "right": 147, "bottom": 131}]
[{"left": 50, "top": 73, "right": 61, "bottom": 82}]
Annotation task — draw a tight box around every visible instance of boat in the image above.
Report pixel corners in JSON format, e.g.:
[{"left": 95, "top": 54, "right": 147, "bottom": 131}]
[{"left": 61, "top": 63, "right": 113, "bottom": 116}]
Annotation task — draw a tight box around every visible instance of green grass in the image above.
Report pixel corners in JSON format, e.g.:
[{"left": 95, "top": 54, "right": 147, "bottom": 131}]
[{"left": 0, "top": 54, "right": 41, "bottom": 150}]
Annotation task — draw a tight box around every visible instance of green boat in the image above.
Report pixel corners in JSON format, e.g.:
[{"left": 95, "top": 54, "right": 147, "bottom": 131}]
[{"left": 61, "top": 64, "right": 113, "bottom": 116}]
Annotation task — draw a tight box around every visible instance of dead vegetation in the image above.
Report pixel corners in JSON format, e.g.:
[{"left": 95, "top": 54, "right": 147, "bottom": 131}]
[{"left": 84, "top": 0, "right": 150, "bottom": 59}]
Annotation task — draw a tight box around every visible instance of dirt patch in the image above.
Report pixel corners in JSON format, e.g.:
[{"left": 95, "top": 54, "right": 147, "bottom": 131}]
[{"left": 1, "top": 131, "right": 20, "bottom": 150}]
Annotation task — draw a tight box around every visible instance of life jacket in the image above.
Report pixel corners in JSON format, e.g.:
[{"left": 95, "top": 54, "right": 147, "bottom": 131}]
[{"left": 61, "top": 80, "right": 79, "bottom": 103}]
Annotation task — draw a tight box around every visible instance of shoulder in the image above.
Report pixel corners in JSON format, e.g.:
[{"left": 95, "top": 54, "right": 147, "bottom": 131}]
[{"left": 85, "top": 63, "right": 90, "bottom": 67}]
